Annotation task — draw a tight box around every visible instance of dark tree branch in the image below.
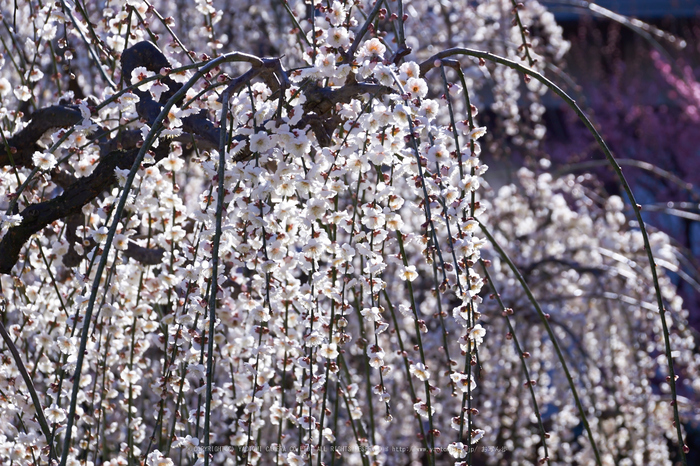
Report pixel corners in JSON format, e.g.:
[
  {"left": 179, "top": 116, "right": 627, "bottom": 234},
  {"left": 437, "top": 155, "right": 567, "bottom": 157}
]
[
  {"left": 120, "top": 41, "right": 184, "bottom": 105},
  {"left": 62, "top": 213, "right": 88, "bottom": 268},
  {"left": 124, "top": 241, "right": 166, "bottom": 265},
  {"left": 1, "top": 106, "right": 82, "bottom": 167},
  {"left": 0, "top": 41, "right": 398, "bottom": 274},
  {"left": 0, "top": 144, "right": 168, "bottom": 274},
  {"left": 304, "top": 82, "right": 393, "bottom": 115}
]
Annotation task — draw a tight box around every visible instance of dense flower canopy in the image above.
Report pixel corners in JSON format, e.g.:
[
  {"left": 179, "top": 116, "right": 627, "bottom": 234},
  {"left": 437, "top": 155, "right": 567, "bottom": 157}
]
[{"left": 0, "top": 1, "right": 698, "bottom": 465}]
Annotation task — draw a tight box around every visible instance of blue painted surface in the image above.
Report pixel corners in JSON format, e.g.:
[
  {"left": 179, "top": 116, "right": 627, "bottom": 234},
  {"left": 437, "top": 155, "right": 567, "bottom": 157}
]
[{"left": 543, "top": 0, "right": 700, "bottom": 20}]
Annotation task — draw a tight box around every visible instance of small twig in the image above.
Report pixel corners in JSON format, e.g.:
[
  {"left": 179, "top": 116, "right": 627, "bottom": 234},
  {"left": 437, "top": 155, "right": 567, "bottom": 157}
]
[{"left": 345, "top": 0, "right": 386, "bottom": 61}]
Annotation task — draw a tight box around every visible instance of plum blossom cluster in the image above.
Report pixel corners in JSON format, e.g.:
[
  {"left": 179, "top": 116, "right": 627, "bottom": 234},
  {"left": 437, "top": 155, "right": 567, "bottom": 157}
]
[
  {"left": 0, "top": 0, "right": 697, "bottom": 465},
  {"left": 477, "top": 167, "right": 700, "bottom": 464}
]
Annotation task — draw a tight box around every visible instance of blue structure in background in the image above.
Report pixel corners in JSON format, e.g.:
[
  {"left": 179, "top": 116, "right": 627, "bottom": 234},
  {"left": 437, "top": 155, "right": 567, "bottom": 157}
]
[{"left": 543, "top": 0, "right": 700, "bottom": 20}]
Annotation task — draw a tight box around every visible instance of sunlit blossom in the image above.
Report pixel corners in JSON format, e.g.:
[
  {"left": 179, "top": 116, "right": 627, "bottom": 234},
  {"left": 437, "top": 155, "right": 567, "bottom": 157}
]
[
  {"left": 0, "top": 77, "right": 11, "bottom": 96},
  {"left": 413, "top": 401, "right": 434, "bottom": 418},
  {"left": 14, "top": 85, "right": 32, "bottom": 101},
  {"left": 410, "top": 362, "right": 430, "bottom": 381},
  {"left": 405, "top": 77, "right": 428, "bottom": 98},
  {"left": 447, "top": 442, "right": 467, "bottom": 459},
  {"left": 131, "top": 66, "right": 156, "bottom": 91},
  {"left": 469, "top": 126, "right": 488, "bottom": 140},
  {"left": 32, "top": 151, "right": 57, "bottom": 170},
  {"left": 359, "top": 38, "right": 386, "bottom": 59},
  {"left": 398, "top": 264, "right": 419, "bottom": 281},
  {"left": 319, "top": 343, "right": 339, "bottom": 359},
  {"left": 45, "top": 404, "right": 67, "bottom": 424}
]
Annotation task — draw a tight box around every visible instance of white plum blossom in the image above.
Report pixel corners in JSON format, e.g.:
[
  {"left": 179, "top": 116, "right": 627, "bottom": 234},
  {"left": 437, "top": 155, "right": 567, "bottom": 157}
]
[
  {"left": 470, "top": 429, "right": 485, "bottom": 444},
  {"left": 450, "top": 372, "right": 476, "bottom": 392},
  {"left": 413, "top": 401, "right": 435, "bottom": 418},
  {"left": 469, "top": 324, "right": 486, "bottom": 346},
  {"left": 131, "top": 66, "right": 156, "bottom": 91},
  {"left": 0, "top": 77, "right": 11, "bottom": 96},
  {"left": 45, "top": 404, "right": 67, "bottom": 424},
  {"left": 319, "top": 343, "right": 338, "bottom": 359},
  {"left": 358, "top": 38, "right": 386, "bottom": 60},
  {"left": 32, "top": 151, "right": 57, "bottom": 170},
  {"left": 249, "top": 131, "right": 274, "bottom": 153},
  {"left": 469, "top": 126, "right": 488, "bottom": 140},
  {"left": 398, "top": 264, "right": 419, "bottom": 281},
  {"left": 360, "top": 306, "right": 382, "bottom": 322},
  {"left": 405, "top": 77, "right": 429, "bottom": 98},
  {"left": 447, "top": 442, "right": 468, "bottom": 459},
  {"left": 14, "top": 85, "right": 32, "bottom": 101},
  {"left": 409, "top": 362, "right": 430, "bottom": 381},
  {"left": 361, "top": 206, "right": 385, "bottom": 229}
]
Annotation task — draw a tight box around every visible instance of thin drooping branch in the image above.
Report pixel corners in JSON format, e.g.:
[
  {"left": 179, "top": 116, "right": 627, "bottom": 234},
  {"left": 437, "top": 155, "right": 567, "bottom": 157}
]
[
  {"left": 345, "top": 0, "right": 386, "bottom": 61},
  {"left": 420, "top": 47, "right": 687, "bottom": 463},
  {"left": 556, "top": 158, "right": 700, "bottom": 203},
  {"left": 202, "top": 68, "right": 232, "bottom": 466},
  {"left": 57, "top": 47, "right": 247, "bottom": 466},
  {"left": 477, "top": 219, "right": 603, "bottom": 466},
  {"left": 0, "top": 314, "right": 53, "bottom": 449}
]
